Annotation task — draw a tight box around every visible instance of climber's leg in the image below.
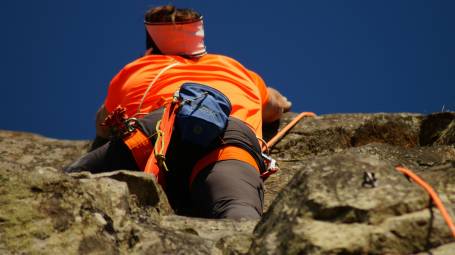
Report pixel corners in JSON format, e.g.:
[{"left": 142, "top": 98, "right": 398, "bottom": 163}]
[
  {"left": 64, "top": 139, "right": 138, "bottom": 173},
  {"left": 190, "top": 159, "right": 264, "bottom": 219}
]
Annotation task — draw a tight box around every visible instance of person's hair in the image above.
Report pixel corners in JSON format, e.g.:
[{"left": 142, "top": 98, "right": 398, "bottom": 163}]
[
  {"left": 144, "top": 5, "right": 202, "bottom": 53},
  {"left": 145, "top": 5, "right": 201, "bottom": 23}
]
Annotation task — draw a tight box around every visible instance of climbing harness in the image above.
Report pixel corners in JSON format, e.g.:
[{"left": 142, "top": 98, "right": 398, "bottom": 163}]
[{"left": 395, "top": 166, "right": 455, "bottom": 239}]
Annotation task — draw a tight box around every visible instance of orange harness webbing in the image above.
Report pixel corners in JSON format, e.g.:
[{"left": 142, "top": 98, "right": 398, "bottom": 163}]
[
  {"left": 396, "top": 166, "right": 455, "bottom": 239},
  {"left": 143, "top": 101, "right": 179, "bottom": 186},
  {"left": 123, "top": 129, "right": 153, "bottom": 171},
  {"left": 189, "top": 145, "right": 260, "bottom": 188}
]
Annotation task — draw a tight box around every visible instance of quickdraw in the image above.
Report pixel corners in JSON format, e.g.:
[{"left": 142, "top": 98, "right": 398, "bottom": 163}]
[
  {"left": 260, "top": 153, "right": 279, "bottom": 180},
  {"left": 101, "top": 106, "right": 140, "bottom": 138}
]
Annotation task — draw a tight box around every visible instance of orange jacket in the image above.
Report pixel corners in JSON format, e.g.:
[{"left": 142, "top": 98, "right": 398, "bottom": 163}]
[{"left": 105, "top": 54, "right": 269, "bottom": 138}]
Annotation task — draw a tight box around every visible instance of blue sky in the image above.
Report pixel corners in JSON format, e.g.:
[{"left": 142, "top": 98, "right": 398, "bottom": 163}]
[{"left": 1, "top": 1, "right": 454, "bottom": 140}]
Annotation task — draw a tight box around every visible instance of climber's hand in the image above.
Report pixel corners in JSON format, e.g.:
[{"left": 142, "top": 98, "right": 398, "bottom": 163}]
[
  {"left": 262, "top": 87, "right": 292, "bottom": 123},
  {"left": 95, "top": 104, "right": 110, "bottom": 138}
]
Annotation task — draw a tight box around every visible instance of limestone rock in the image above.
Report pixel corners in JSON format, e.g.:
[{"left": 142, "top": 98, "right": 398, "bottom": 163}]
[
  {"left": 160, "top": 215, "right": 257, "bottom": 254},
  {"left": 0, "top": 166, "right": 130, "bottom": 254},
  {"left": 69, "top": 170, "right": 173, "bottom": 216}
]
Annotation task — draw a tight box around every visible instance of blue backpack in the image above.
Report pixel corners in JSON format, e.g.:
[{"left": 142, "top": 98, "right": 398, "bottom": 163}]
[{"left": 174, "top": 83, "right": 232, "bottom": 148}]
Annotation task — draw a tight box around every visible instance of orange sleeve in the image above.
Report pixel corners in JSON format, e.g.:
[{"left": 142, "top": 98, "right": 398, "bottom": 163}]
[{"left": 248, "top": 70, "right": 269, "bottom": 107}]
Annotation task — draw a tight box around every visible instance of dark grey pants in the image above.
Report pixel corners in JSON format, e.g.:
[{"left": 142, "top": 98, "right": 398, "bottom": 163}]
[{"left": 191, "top": 160, "right": 264, "bottom": 219}]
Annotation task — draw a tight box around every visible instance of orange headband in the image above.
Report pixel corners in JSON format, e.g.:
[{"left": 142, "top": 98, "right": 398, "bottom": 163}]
[{"left": 145, "top": 18, "right": 207, "bottom": 57}]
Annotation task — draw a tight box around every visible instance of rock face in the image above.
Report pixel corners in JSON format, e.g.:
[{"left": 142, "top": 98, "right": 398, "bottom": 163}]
[{"left": 1, "top": 112, "right": 454, "bottom": 254}]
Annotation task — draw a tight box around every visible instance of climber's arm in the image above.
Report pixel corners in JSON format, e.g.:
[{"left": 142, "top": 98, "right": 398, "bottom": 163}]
[
  {"left": 262, "top": 87, "right": 292, "bottom": 123},
  {"left": 95, "top": 104, "right": 109, "bottom": 138}
]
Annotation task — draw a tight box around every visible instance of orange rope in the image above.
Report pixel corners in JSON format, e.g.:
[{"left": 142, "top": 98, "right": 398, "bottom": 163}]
[
  {"left": 265, "top": 112, "right": 316, "bottom": 150},
  {"left": 395, "top": 166, "right": 455, "bottom": 239}
]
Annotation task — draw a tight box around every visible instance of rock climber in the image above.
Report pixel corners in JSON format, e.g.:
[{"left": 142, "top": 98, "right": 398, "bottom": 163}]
[{"left": 65, "top": 5, "right": 291, "bottom": 220}]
